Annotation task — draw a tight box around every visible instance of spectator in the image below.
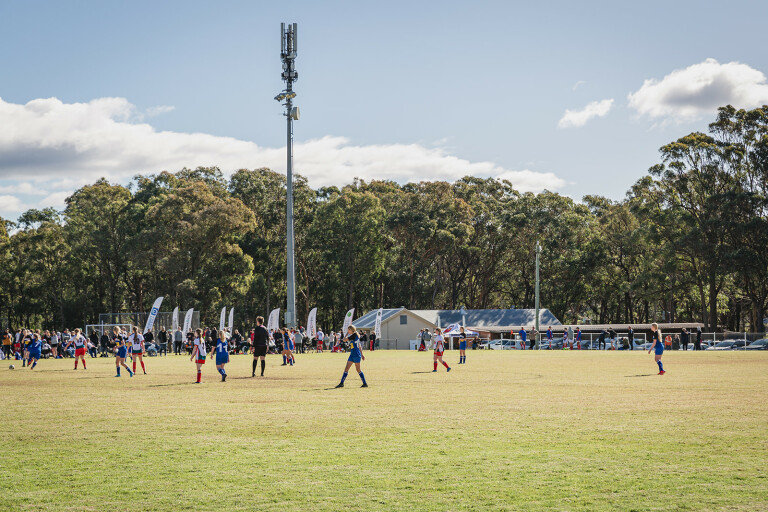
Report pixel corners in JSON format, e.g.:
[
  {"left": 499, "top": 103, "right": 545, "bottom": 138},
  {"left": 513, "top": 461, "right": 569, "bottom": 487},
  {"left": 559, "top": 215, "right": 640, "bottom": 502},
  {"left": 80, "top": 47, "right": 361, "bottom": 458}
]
[
  {"left": 369, "top": 330, "right": 376, "bottom": 351},
  {"left": 317, "top": 328, "right": 324, "bottom": 352},
  {"left": 598, "top": 329, "right": 607, "bottom": 350},
  {"left": 174, "top": 327, "right": 183, "bottom": 355},
  {"left": 294, "top": 329, "right": 304, "bottom": 354},
  {"left": 50, "top": 330, "right": 60, "bottom": 358},
  {"left": 61, "top": 329, "right": 71, "bottom": 356},
  {"left": 695, "top": 327, "right": 702, "bottom": 351},
  {"left": 681, "top": 328, "right": 690, "bottom": 351},
  {"left": 2, "top": 329, "right": 11, "bottom": 358},
  {"left": 88, "top": 329, "right": 99, "bottom": 355},
  {"left": 100, "top": 331, "right": 110, "bottom": 357},
  {"left": 627, "top": 326, "right": 634, "bottom": 350},
  {"left": 519, "top": 327, "right": 527, "bottom": 350},
  {"left": 608, "top": 328, "right": 617, "bottom": 350},
  {"left": 423, "top": 329, "right": 432, "bottom": 350}
]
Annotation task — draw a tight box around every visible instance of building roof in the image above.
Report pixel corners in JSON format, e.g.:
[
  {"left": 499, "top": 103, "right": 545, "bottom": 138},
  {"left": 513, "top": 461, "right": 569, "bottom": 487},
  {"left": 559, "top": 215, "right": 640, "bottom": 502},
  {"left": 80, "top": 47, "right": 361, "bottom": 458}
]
[
  {"left": 354, "top": 308, "right": 561, "bottom": 330},
  {"left": 353, "top": 308, "right": 406, "bottom": 329},
  {"left": 411, "top": 309, "right": 562, "bottom": 329}
]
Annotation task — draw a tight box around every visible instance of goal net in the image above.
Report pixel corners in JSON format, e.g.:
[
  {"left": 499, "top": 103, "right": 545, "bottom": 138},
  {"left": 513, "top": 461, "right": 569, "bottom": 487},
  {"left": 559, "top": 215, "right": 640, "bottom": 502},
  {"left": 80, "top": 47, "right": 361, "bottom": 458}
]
[{"left": 85, "top": 324, "right": 133, "bottom": 339}]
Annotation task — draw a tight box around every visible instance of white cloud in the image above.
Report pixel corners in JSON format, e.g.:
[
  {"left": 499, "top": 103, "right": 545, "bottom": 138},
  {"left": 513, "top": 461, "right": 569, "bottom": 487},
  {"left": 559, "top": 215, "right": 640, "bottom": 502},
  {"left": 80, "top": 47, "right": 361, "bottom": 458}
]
[
  {"left": 0, "top": 195, "right": 23, "bottom": 214},
  {"left": 0, "top": 182, "right": 46, "bottom": 195},
  {"left": 146, "top": 105, "right": 175, "bottom": 117},
  {"left": 0, "top": 96, "right": 564, "bottom": 196},
  {"left": 38, "top": 191, "right": 71, "bottom": 210},
  {"left": 572, "top": 80, "right": 586, "bottom": 91},
  {"left": 628, "top": 58, "right": 768, "bottom": 122},
  {"left": 557, "top": 99, "right": 614, "bottom": 129}
]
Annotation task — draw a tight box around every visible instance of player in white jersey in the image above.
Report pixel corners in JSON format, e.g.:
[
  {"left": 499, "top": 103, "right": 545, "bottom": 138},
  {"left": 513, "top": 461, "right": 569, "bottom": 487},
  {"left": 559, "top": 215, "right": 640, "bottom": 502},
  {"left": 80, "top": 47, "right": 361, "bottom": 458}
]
[
  {"left": 128, "top": 326, "right": 146, "bottom": 375},
  {"left": 66, "top": 328, "right": 88, "bottom": 370},
  {"left": 432, "top": 328, "right": 451, "bottom": 373},
  {"left": 190, "top": 328, "right": 206, "bottom": 383}
]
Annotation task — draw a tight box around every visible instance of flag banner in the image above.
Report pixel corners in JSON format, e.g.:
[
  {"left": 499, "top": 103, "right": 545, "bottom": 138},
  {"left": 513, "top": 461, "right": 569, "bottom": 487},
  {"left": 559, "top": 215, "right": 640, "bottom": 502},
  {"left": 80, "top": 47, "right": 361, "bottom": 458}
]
[
  {"left": 342, "top": 308, "right": 355, "bottom": 334},
  {"left": 267, "top": 308, "right": 280, "bottom": 332},
  {"left": 171, "top": 306, "right": 179, "bottom": 331},
  {"left": 374, "top": 308, "right": 383, "bottom": 339},
  {"left": 228, "top": 307, "right": 234, "bottom": 332},
  {"left": 143, "top": 296, "right": 164, "bottom": 333},
  {"left": 219, "top": 307, "right": 226, "bottom": 332},
  {"left": 183, "top": 308, "right": 194, "bottom": 334},
  {"left": 307, "top": 307, "right": 317, "bottom": 338}
]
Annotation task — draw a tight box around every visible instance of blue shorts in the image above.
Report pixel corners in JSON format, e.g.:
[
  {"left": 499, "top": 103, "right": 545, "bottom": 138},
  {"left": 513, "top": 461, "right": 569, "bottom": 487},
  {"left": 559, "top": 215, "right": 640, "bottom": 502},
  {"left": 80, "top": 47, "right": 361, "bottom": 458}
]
[
  {"left": 29, "top": 351, "right": 41, "bottom": 360},
  {"left": 347, "top": 352, "right": 362, "bottom": 364},
  {"left": 215, "top": 354, "right": 229, "bottom": 365},
  {"left": 655, "top": 347, "right": 664, "bottom": 356},
  {"left": 117, "top": 347, "right": 128, "bottom": 358},
  {"left": 459, "top": 341, "right": 467, "bottom": 350}
]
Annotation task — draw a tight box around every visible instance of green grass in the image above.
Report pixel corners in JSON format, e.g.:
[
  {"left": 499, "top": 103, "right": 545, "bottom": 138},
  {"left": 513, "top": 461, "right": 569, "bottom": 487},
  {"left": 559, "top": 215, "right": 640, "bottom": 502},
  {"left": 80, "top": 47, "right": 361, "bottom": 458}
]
[{"left": 0, "top": 350, "right": 766, "bottom": 511}]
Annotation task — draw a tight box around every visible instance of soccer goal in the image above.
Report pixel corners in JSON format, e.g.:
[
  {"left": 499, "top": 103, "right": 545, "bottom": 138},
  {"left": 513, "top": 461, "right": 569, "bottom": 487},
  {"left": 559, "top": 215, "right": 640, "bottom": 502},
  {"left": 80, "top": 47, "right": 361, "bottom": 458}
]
[{"left": 85, "top": 324, "right": 133, "bottom": 338}]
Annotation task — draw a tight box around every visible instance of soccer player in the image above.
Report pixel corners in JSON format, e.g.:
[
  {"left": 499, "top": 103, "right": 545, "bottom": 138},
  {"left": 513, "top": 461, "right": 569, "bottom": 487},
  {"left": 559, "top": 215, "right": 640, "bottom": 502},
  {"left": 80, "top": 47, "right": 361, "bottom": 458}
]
[
  {"left": 113, "top": 327, "right": 133, "bottom": 377},
  {"left": 575, "top": 327, "right": 582, "bottom": 350},
  {"left": 546, "top": 326, "right": 553, "bottom": 349},
  {"left": 281, "top": 328, "right": 295, "bottom": 366},
  {"left": 21, "top": 330, "right": 31, "bottom": 367},
  {"left": 432, "top": 328, "right": 451, "bottom": 373},
  {"left": 191, "top": 328, "right": 206, "bottom": 383},
  {"left": 128, "top": 327, "right": 146, "bottom": 375},
  {"left": 648, "top": 323, "right": 665, "bottom": 375},
  {"left": 215, "top": 331, "right": 229, "bottom": 381},
  {"left": 334, "top": 325, "right": 368, "bottom": 388},
  {"left": 519, "top": 327, "right": 527, "bottom": 350},
  {"left": 66, "top": 328, "right": 88, "bottom": 370},
  {"left": 458, "top": 326, "right": 468, "bottom": 364},
  {"left": 562, "top": 329, "right": 569, "bottom": 350},
  {"left": 316, "top": 328, "right": 324, "bottom": 353},
  {"left": 27, "top": 332, "right": 42, "bottom": 369},
  {"left": 252, "top": 316, "right": 268, "bottom": 377}
]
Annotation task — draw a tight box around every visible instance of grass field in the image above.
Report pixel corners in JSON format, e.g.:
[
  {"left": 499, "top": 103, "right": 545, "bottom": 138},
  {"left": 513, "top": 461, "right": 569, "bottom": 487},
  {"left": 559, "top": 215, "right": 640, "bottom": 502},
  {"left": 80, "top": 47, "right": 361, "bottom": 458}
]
[{"left": 1, "top": 350, "right": 766, "bottom": 511}]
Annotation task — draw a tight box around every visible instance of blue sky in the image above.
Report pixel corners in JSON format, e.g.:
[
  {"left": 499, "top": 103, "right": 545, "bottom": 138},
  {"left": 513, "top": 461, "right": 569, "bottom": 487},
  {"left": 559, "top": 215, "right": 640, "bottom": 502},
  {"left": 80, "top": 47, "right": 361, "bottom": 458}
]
[{"left": 1, "top": 0, "right": 768, "bottom": 219}]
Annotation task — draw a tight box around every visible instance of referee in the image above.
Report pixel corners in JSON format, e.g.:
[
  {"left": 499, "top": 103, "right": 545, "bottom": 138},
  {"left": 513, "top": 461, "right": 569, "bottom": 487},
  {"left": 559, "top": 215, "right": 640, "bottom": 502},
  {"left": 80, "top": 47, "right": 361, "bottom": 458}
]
[{"left": 252, "top": 316, "right": 269, "bottom": 377}]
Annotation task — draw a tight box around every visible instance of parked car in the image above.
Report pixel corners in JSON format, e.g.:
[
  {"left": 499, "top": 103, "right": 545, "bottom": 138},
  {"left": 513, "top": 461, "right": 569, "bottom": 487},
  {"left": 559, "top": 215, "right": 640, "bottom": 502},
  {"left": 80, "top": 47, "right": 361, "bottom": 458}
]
[
  {"left": 706, "top": 341, "right": 736, "bottom": 351},
  {"left": 729, "top": 340, "right": 750, "bottom": 350},
  {"left": 540, "top": 337, "right": 565, "bottom": 350},
  {"left": 745, "top": 339, "right": 768, "bottom": 350}
]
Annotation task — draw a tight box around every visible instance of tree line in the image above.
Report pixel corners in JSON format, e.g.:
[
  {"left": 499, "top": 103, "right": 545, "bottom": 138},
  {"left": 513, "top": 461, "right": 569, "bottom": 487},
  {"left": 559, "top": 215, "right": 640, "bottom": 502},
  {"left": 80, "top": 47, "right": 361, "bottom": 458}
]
[{"left": 1, "top": 105, "right": 765, "bottom": 332}]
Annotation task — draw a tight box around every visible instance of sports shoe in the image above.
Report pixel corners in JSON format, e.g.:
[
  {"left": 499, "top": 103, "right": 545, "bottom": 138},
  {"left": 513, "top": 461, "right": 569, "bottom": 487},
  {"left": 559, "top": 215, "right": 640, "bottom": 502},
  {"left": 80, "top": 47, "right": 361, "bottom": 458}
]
[
  {"left": 432, "top": 369, "right": 437, "bottom": 372},
  {"left": 223, "top": 374, "right": 227, "bottom": 382},
  {"left": 114, "top": 374, "right": 120, "bottom": 377},
  {"left": 361, "top": 383, "right": 368, "bottom": 388},
  {"left": 251, "top": 373, "right": 255, "bottom": 377},
  {"left": 335, "top": 383, "right": 344, "bottom": 388},
  {"left": 659, "top": 370, "right": 666, "bottom": 375},
  {"left": 447, "top": 367, "right": 451, "bottom": 372}
]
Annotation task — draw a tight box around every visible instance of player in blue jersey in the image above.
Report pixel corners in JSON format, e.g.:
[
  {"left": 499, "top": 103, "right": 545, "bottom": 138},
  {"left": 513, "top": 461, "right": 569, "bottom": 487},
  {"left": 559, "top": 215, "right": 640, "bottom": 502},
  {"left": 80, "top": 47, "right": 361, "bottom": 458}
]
[
  {"left": 215, "top": 330, "right": 229, "bottom": 382},
  {"left": 281, "top": 328, "right": 295, "bottom": 366},
  {"left": 458, "top": 326, "right": 468, "bottom": 364},
  {"left": 546, "top": 327, "right": 553, "bottom": 349},
  {"left": 27, "top": 332, "right": 42, "bottom": 369},
  {"left": 648, "top": 323, "right": 665, "bottom": 375},
  {"left": 335, "top": 325, "right": 368, "bottom": 388},
  {"left": 113, "top": 326, "right": 133, "bottom": 377}
]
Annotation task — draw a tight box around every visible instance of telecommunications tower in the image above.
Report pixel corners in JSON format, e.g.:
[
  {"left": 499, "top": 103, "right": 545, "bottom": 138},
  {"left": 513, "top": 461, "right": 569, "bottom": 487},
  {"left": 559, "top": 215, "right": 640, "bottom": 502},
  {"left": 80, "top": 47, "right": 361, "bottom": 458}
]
[{"left": 275, "top": 22, "right": 300, "bottom": 328}]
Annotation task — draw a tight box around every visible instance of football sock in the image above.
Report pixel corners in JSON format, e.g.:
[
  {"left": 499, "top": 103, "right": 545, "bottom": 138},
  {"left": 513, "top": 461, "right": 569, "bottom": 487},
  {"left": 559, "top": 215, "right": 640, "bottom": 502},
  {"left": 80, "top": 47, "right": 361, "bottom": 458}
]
[
  {"left": 140, "top": 361, "right": 145, "bottom": 372},
  {"left": 340, "top": 371, "right": 348, "bottom": 384},
  {"left": 657, "top": 360, "right": 664, "bottom": 371},
  {"left": 116, "top": 366, "right": 121, "bottom": 376},
  {"left": 282, "top": 355, "right": 287, "bottom": 364},
  {"left": 261, "top": 360, "right": 265, "bottom": 375},
  {"left": 133, "top": 362, "right": 136, "bottom": 372},
  {"left": 82, "top": 360, "right": 86, "bottom": 369},
  {"left": 252, "top": 359, "right": 257, "bottom": 374},
  {"left": 443, "top": 361, "right": 450, "bottom": 369},
  {"left": 197, "top": 371, "right": 201, "bottom": 383},
  {"left": 31, "top": 361, "right": 36, "bottom": 368},
  {"left": 359, "top": 372, "right": 367, "bottom": 385},
  {"left": 74, "top": 360, "right": 78, "bottom": 369},
  {"left": 218, "top": 368, "right": 225, "bottom": 376},
  {"left": 433, "top": 361, "right": 438, "bottom": 371}
]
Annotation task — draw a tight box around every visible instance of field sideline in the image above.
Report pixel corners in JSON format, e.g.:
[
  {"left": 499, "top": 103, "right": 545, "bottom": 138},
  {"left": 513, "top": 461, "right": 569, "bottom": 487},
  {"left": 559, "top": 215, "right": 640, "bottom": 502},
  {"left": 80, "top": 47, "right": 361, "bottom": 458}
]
[{"left": 1, "top": 350, "right": 766, "bottom": 511}]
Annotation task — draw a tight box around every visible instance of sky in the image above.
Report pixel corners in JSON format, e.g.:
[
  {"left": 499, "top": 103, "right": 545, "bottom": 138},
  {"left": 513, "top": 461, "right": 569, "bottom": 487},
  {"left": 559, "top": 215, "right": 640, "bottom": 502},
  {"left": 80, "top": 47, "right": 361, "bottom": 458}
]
[{"left": 1, "top": 0, "right": 768, "bottom": 220}]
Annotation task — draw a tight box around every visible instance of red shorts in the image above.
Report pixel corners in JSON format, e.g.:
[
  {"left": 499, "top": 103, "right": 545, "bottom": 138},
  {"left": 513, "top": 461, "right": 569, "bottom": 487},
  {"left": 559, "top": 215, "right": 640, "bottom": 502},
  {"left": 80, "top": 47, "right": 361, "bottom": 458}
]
[
  {"left": 75, "top": 347, "right": 86, "bottom": 357},
  {"left": 195, "top": 359, "right": 206, "bottom": 365},
  {"left": 434, "top": 351, "right": 444, "bottom": 357}
]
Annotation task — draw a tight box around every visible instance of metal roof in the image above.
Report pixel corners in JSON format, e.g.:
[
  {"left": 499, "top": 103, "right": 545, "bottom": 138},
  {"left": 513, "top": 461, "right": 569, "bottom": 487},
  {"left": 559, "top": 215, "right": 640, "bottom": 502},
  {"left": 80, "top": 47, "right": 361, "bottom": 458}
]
[
  {"left": 353, "top": 308, "right": 406, "bottom": 329},
  {"left": 411, "top": 309, "right": 562, "bottom": 328}
]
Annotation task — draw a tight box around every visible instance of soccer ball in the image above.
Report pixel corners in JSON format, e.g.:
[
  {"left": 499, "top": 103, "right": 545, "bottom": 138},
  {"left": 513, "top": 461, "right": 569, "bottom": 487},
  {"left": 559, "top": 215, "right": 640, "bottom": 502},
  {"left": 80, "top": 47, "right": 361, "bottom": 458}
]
[{"left": 9, "top": 364, "right": 15, "bottom": 370}]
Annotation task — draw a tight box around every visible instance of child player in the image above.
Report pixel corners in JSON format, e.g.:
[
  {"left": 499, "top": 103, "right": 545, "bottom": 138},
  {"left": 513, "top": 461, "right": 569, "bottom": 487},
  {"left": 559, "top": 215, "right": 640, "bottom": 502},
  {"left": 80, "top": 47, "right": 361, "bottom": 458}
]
[
  {"left": 128, "top": 327, "right": 146, "bottom": 375},
  {"left": 458, "top": 326, "right": 468, "bottom": 364},
  {"left": 215, "top": 330, "right": 229, "bottom": 381},
  {"left": 335, "top": 325, "right": 367, "bottom": 388},
  {"left": 27, "top": 332, "right": 42, "bottom": 369},
  {"left": 191, "top": 328, "right": 206, "bottom": 383},
  {"left": 113, "top": 327, "right": 133, "bottom": 377},
  {"left": 648, "top": 322, "right": 666, "bottom": 375},
  {"left": 432, "top": 328, "right": 451, "bottom": 373},
  {"left": 67, "top": 328, "right": 88, "bottom": 370}
]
